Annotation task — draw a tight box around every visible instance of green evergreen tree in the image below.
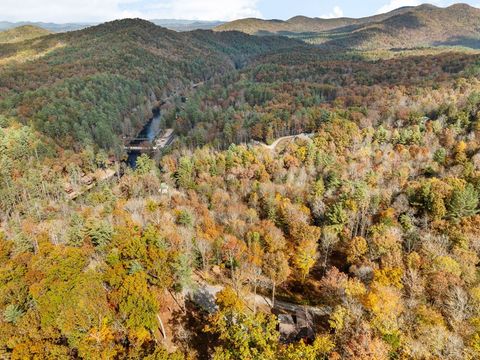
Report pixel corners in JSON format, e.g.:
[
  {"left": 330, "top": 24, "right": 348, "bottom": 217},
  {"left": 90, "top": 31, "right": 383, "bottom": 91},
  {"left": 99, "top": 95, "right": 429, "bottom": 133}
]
[
  {"left": 448, "top": 183, "right": 479, "bottom": 220},
  {"left": 3, "top": 304, "right": 24, "bottom": 324}
]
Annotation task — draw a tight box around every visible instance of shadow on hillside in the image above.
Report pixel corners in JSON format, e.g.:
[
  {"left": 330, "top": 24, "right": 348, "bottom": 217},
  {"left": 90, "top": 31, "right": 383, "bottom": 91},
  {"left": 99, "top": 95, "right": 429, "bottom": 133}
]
[
  {"left": 433, "top": 37, "right": 480, "bottom": 49},
  {"left": 317, "top": 12, "right": 427, "bottom": 50},
  {"left": 382, "top": 12, "right": 424, "bottom": 30}
]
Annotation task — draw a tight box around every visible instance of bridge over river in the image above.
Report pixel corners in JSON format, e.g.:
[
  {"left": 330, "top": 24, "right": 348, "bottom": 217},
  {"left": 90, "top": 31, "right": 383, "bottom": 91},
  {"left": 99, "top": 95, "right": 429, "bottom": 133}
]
[
  {"left": 124, "top": 109, "right": 175, "bottom": 167},
  {"left": 125, "top": 128, "right": 175, "bottom": 152}
]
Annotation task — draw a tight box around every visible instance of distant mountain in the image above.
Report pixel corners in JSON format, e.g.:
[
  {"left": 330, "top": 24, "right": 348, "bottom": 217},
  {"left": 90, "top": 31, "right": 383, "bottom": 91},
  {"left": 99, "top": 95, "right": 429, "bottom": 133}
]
[
  {"left": 0, "top": 25, "right": 51, "bottom": 44},
  {"left": 321, "top": 4, "right": 480, "bottom": 50},
  {"left": 214, "top": 6, "right": 415, "bottom": 35},
  {"left": 0, "top": 21, "right": 93, "bottom": 33},
  {"left": 215, "top": 3, "right": 480, "bottom": 50},
  {"left": 0, "top": 19, "right": 226, "bottom": 33},
  {"left": 151, "top": 19, "right": 225, "bottom": 31}
]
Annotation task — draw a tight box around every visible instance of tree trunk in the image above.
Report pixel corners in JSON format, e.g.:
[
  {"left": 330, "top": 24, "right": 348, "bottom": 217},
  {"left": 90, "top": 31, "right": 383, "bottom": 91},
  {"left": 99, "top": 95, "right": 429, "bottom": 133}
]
[
  {"left": 157, "top": 314, "right": 167, "bottom": 340},
  {"left": 253, "top": 279, "right": 258, "bottom": 314},
  {"left": 272, "top": 281, "right": 276, "bottom": 309}
]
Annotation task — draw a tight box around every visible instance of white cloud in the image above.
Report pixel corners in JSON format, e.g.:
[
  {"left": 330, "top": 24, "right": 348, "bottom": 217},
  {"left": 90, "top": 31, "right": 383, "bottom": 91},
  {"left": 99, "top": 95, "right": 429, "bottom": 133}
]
[
  {"left": 0, "top": 0, "right": 131, "bottom": 22},
  {"left": 375, "top": 0, "right": 475, "bottom": 14},
  {"left": 0, "top": 0, "right": 262, "bottom": 23},
  {"left": 377, "top": 0, "right": 424, "bottom": 14},
  {"left": 147, "top": 0, "right": 262, "bottom": 20},
  {"left": 321, "top": 6, "right": 344, "bottom": 19}
]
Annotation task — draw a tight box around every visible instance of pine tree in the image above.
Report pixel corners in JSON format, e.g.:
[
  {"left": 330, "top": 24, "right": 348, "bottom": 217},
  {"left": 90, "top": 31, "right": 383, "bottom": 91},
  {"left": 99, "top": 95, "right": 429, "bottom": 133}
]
[
  {"left": 448, "top": 183, "right": 479, "bottom": 220},
  {"left": 3, "top": 304, "right": 23, "bottom": 324}
]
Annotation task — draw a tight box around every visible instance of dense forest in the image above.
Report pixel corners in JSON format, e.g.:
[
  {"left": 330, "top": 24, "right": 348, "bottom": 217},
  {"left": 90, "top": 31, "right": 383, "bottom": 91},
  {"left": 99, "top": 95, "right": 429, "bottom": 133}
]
[
  {"left": 1, "top": 10, "right": 480, "bottom": 360},
  {"left": 0, "top": 19, "right": 301, "bottom": 151}
]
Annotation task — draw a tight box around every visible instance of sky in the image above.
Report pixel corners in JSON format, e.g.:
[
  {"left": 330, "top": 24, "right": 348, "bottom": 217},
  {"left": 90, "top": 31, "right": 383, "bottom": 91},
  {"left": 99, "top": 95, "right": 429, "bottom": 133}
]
[{"left": 0, "top": 0, "right": 479, "bottom": 23}]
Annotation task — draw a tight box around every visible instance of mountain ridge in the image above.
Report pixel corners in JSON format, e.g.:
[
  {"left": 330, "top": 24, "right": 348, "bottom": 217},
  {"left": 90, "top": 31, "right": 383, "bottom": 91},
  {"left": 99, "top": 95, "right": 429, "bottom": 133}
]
[
  {"left": 214, "top": 5, "right": 421, "bottom": 34},
  {"left": 0, "top": 25, "right": 51, "bottom": 44},
  {"left": 321, "top": 3, "right": 480, "bottom": 50},
  {"left": 214, "top": 3, "right": 480, "bottom": 50}
]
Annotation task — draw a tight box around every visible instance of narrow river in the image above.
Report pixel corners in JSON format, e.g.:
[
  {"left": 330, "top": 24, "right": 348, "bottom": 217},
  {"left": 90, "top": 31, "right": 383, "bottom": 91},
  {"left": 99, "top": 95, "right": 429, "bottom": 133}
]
[{"left": 127, "top": 109, "right": 162, "bottom": 168}]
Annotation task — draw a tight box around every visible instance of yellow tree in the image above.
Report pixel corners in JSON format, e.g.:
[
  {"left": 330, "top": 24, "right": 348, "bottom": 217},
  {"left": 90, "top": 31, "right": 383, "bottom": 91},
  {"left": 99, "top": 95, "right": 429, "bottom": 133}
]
[
  {"left": 293, "top": 239, "right": 318, "bottom": 282},
  {"left": 289, "top": 222, "right": 320, "bottom": 282}
]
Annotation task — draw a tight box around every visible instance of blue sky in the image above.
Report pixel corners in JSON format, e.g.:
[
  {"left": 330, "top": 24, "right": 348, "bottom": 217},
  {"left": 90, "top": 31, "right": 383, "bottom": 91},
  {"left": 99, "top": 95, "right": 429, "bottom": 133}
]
[
  {"left": 0, "top": 0, "right": 479, "bottom": 23},
  {"left": 258, "top": 0, "right": 392, "bottom": 19},
  {"left": 257, "top": 0, "right": 466, "bottom": 18}
]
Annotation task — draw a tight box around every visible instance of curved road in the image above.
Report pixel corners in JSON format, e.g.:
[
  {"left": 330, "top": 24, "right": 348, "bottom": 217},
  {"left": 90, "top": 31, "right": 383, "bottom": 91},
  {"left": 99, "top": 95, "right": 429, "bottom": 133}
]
[{"left": 259, "top": 133, "right": 314, "bottom": 150}]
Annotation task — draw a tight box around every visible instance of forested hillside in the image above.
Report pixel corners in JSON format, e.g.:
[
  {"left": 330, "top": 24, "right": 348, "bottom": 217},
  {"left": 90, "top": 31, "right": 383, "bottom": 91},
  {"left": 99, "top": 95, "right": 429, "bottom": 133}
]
[
  {"left": 216, "top": 4, "right": 480, "bottom": 51},
  {"left": 321, "top": 4, "right": 480, "bottom": 50},
  {"left": 0, "top": 19, "right": 301, "bottom": 150},
  {"left": 1, "top": 8, "right": 480, "bottom": 360},
  {"left": 166, "top": 50, "right": 480, "bottom": 147}
]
